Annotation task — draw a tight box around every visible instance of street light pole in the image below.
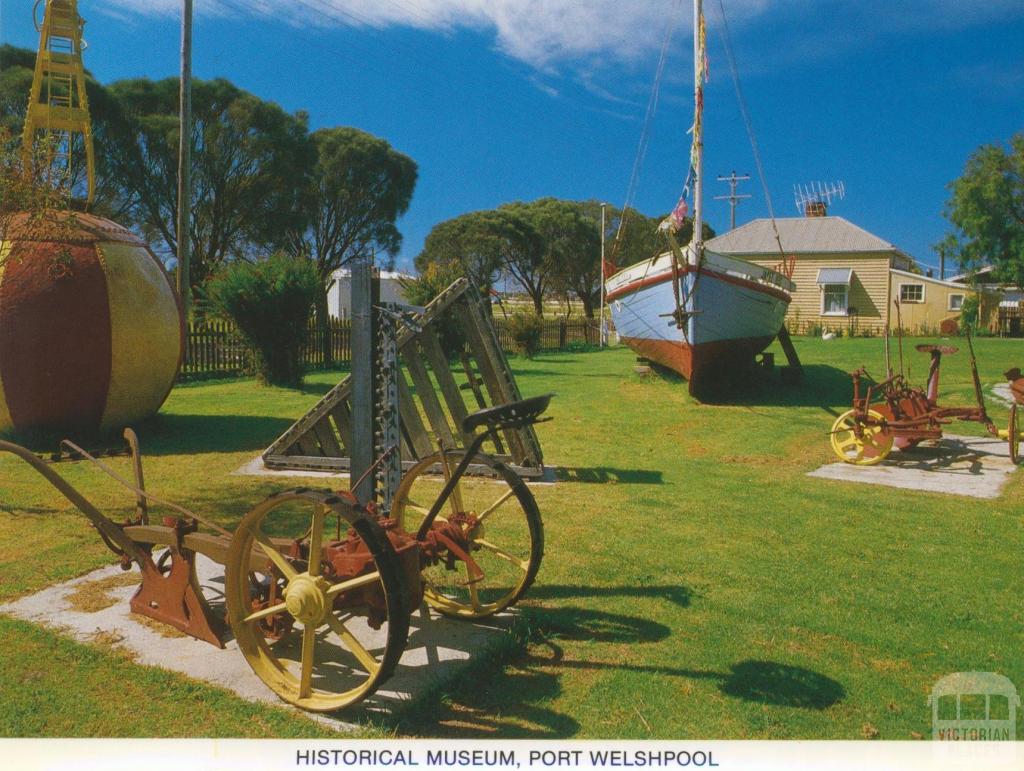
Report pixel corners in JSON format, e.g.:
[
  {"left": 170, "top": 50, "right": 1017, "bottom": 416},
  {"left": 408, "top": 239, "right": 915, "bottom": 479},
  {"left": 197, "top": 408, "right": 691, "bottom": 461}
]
[
  {"left": 176, "top": 0, "right": 193, "bottom": 320},
  {"left": 599, "top": 202, "right": 607, "bottom": 347}
]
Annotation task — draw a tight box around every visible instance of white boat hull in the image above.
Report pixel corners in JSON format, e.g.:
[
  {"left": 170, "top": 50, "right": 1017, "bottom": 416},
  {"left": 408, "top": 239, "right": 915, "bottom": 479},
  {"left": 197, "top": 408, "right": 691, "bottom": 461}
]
[{"left": 605, "top": 249, "right": 792, "bottom": 395}]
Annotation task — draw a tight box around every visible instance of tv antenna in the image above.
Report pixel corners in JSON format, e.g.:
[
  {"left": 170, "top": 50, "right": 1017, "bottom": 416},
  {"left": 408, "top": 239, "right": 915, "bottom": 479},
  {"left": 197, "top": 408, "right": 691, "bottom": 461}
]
[
  {"left": 714, "top": 171, "right": 751, "bottom": 230},
  {"left": 794, "top": 180, "right": 845, "bottom": 216}
]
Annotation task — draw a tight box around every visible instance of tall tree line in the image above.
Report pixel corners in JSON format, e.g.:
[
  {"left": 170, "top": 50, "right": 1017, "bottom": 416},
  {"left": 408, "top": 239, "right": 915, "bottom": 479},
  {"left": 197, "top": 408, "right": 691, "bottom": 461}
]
[
  {"left": 0, "top": 44, "right": 417, "bottom": 360},
  {"left": 411, "top": 197, "right": 713, "bottom": 318}
]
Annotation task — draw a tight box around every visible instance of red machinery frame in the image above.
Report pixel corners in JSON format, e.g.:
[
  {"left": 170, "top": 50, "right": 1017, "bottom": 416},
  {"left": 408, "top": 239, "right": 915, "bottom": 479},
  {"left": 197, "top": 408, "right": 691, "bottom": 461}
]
[{"left": 830, "top": 338, "right": 1022, "bottom": 465}]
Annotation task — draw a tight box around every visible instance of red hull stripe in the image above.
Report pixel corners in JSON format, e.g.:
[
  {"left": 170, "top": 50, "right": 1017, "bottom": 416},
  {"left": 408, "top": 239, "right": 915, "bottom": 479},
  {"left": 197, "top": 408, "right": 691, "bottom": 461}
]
[
  {"left": 621, "top": 334, "right": 776, "bottom": 396},
  {"left": 606, "top": 265, "right": 791, "bottom": 305}
]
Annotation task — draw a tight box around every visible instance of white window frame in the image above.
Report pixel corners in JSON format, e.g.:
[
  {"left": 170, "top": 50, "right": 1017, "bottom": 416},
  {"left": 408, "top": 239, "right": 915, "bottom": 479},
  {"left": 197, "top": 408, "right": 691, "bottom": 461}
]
[
  {"left": 900, "top": 283, "right": 925, "bottom": 303},
  {"left": 821, "top": 283, "right": 849, "bottom": 316},
  {"left": 948, "top": 293, "right": 965, "bottom": 311}
]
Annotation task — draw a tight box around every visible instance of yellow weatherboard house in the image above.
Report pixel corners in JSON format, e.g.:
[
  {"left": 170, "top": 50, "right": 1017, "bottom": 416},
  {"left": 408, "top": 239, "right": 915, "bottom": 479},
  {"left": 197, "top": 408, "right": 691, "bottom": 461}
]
[{"left": 707, "top": 215, "right": 995, "bottom": 335}]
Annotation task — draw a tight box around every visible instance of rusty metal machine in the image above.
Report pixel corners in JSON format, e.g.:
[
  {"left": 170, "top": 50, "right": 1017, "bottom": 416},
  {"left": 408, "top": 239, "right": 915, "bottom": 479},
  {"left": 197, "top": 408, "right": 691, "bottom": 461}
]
[
  {"left": 830, "top": 337, "right": 1023, "bottom": 465},
  {"left": 1, "top": 251, "right": 551, "bottom": 712},
  {"left": 0, "top": 392, "right": 551, "bottom": 712}
]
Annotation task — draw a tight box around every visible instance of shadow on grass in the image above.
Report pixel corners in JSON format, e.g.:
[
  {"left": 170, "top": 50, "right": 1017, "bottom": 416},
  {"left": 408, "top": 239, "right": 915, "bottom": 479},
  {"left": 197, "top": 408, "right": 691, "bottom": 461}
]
[
  {"left": 718, "top": 660, "right": 845, "bottom": 709},
  {"left": 555, "top": 467, "right": 664, "bottom": 485},
  {"left": 526, "top": 605, "right": 672, "bottom": 643},
  {"left": 528, "top": 633, "right": 845, "bottom": 711},
  {"left": 528, "top": 583, "right": 691, "bottom": 608},
  {"left": 133, "top": 413, "right": 295, "bottom": 456},
  {"left": 393, "top": 651, "right": 581, "bottom": 738},
  {"left": 297, "top": 376, "right": 349, "bottom": 398},
  {"left": 0, "top": 413, "right": 295, "bottom": 457},
  {"left": 512, "top": 370, "right": 621, "bottom": 379},
  {"left": 696, "top": 364, "right": 853, "bottom": 409},
  {"left": 399, "top": 630, "right": 843, "bottom": 738}
]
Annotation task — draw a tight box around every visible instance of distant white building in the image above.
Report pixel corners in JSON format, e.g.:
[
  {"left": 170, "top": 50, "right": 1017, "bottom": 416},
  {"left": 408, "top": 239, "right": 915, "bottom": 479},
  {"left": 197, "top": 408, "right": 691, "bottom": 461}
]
[{"left": 326, "top": 268, "right": 414, "bottom": 319}]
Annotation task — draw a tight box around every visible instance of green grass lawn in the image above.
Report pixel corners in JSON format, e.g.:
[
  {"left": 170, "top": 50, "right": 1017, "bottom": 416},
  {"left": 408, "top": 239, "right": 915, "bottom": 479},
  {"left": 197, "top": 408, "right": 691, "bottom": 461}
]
[{"left": 1, "top": 336, "right": 1022, "bottom": 738}]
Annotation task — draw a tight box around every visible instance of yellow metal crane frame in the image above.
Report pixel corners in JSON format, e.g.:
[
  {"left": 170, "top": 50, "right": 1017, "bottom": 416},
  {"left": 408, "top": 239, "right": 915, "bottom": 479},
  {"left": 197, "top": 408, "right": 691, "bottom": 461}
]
[{"left": 21, "top": 0, "right": 95, "bottom": 205}]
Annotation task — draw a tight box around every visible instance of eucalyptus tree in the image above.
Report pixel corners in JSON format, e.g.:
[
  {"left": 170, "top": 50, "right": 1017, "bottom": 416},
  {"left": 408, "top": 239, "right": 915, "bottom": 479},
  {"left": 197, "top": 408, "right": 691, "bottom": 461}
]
[
  {"left": 292, "top": 126, "right": 417, "bottom": 362},
  {"left": 106, "top": 77, "right": 315, "bottom": 291},
  {"left": 940, "top": 133, "right": 1024, "bottom": 288}
]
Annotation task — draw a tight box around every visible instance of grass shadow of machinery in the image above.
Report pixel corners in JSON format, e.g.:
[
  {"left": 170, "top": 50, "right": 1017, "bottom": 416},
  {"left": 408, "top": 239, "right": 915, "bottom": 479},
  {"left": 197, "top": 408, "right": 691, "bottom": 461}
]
[
  {"left": 716, "top": 660, "right": 845, "bottom": 709},
  {"left": 388, "top": 585, "right": 694, "bottom": 737},
  {"left": 555, "top": 467, "right": 665, "bottom": 485},
  {"left": 528, "top": 583, "right": 692, "bottom": 610},
  {"left": 0, "top": 413, "right": 296, "bottom": 457},
  {"left": 525, "top": 605, "right": 672, "bottom": 644},
  {"left": 124, "top": 413, "right": 296, "bottom": 456}
]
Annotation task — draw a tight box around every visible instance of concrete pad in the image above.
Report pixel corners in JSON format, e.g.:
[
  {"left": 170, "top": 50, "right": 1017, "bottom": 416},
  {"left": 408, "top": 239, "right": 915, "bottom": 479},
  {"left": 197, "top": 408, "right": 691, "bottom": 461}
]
[
  {"left": 808, "top": 433, "right": 1017, "bottom": 499},
  {"left": 991, "top": 383, "right": 1015, "bottom": 406},
  {"left": 233, "top": 456, "right": 558, "bottom": 484},
  {"left": 232, "top": 456, "right": 350, "bottom": 481},
  {"left": 0, "top": 554, "right": 509, "bottom": 732}
]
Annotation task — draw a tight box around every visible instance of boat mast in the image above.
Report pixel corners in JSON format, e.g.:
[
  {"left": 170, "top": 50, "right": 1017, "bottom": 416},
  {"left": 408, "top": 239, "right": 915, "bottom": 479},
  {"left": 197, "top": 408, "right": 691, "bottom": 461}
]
[
  {"left": 692, "top": 0, "right": 704, "bottom": 260},
  {"left": 660, "top": 0, "right": 704, "bottom": 271}
]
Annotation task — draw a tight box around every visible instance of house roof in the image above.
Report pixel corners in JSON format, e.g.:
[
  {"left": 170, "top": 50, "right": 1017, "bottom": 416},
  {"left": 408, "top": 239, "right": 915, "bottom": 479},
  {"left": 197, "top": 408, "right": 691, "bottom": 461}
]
[
  {"left": 890, "top": 268, "right": 970, "bottom": 290},
  {"left": 329, "top": 268, "right": 413, "bottom": 281},
  {"left": 948, "top": 264, "right": 996, "bottom": 283},
  {"left": 706, "top": 216, "right": 904, "bottom": 256}
]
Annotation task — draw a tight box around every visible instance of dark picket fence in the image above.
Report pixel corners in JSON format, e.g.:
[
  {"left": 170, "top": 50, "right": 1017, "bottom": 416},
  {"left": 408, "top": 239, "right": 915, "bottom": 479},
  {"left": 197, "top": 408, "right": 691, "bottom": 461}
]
[
  {"left": 492, "top": 317, "right": 602, "bottom": 352},
  {"left": 182, "top": 316, "right": 599, "bottom": 378},
  {"left": 998, "top": 306, "right": 1024, "bottom": 338},
  {"left": 182, "top": 321, "right": 251, "bottom": 377}
]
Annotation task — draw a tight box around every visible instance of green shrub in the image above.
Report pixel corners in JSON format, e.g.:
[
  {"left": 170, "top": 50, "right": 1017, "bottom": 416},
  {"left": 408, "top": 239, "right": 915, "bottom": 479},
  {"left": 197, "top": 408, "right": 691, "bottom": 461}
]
[
  {"left": 566, "top": 340, "right": 598, "bottom": 353},
  {"left": 206, "top": 253, "right": 320, "bottom": 387},
  {"left": 507, "top": 312, "right": 544, "bottom": 358},
  {"left": 960, "top": 295, "right": 980, "bottom": 330},
  {"left": 400, "top": 262, "right": 469, "bottom": 357}
]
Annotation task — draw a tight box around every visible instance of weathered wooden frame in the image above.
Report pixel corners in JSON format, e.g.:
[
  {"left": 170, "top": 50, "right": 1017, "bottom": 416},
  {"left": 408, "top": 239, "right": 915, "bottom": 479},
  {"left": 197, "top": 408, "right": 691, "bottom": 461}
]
[{"left": 261, "top": 278, "right": 545, "bottom": 477}]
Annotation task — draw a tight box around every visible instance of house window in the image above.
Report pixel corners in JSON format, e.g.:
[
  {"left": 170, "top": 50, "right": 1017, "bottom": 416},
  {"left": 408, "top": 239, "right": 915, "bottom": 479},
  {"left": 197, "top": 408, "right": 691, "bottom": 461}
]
[
  {"left": 900, "top": 283, "right": 924, "bottom": 303},
  {"left": 948, "top": 294, "right": 965, "bottom": 311},
  {"left": 822, "top": 284, "right": 849, "bottom": 316}
]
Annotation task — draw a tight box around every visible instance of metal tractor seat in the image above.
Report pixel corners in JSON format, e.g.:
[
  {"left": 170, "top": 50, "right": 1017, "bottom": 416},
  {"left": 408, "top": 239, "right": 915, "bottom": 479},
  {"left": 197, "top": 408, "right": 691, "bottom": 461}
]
[{"left": 462, "top": 393, "right": 554, "bottom": 434}]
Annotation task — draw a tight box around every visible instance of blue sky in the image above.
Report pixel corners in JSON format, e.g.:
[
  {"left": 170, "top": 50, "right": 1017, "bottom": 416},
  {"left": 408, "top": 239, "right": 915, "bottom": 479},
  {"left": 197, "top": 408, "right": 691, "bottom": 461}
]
[{"left": 2, "top": 0, "right": 1022, "bottom": 275}]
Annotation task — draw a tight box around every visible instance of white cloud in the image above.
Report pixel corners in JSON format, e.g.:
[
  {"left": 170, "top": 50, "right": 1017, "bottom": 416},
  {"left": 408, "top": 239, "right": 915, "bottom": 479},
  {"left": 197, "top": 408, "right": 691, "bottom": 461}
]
[
  {"left": 93, "top": 0, "right": 1023, "bottom": 69},
  {"left": 93, "top": 0, "right": 755, "bottom": 67}
]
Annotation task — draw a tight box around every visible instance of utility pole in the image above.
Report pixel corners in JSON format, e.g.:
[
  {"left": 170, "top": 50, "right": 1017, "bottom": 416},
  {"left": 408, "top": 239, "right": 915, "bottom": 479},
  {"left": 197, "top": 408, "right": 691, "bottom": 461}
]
[
  {"left": 599, "top": 202, "right": 607, "bottom": 347},
  {"left": 349, "top": 253, "right": 379, "bottom": 505},
  {"left": 714, "top": 171, "right": 751, "bottom": 230},
  {"left": 176, "top": 0, "right": 193, "bottom": 320}
]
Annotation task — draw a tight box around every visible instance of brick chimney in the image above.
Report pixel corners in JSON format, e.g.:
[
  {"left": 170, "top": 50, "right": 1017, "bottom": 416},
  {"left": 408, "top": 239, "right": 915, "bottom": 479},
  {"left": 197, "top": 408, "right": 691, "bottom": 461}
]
[{"left": 804, "top": 201, "right": 827, "bottom": 217}]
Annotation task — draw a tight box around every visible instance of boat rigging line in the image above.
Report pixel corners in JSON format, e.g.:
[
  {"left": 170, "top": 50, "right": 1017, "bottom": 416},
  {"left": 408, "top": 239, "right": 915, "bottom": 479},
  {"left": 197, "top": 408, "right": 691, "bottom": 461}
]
[
  {"left": 709, "top": 0, "right": 787, "bottom": 265},
  {"left": 609, "top": 0, "right": 683, "bottom": 274}
]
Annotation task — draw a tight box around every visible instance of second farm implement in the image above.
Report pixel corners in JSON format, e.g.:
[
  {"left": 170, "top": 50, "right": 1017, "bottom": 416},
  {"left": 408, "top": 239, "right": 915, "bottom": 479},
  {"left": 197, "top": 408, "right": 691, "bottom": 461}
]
[{"left": 830, "top": 339, "right": 1024, "bottom": 466}]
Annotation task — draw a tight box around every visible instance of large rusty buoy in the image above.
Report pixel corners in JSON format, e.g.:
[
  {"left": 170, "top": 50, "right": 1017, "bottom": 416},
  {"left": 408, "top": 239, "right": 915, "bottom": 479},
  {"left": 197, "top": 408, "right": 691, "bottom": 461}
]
[{"left": 0, "top": 211, "right": 182, "bottom": 435}]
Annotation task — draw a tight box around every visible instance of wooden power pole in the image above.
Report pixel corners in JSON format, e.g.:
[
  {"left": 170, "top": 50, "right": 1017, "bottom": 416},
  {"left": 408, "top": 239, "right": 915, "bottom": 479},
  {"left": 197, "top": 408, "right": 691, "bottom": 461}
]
[
  {"left": 714, "top": 171, "right": 751, "bottom": 231},
  {"left": 176, "top": 0, "right": 193, "bottom": 319}
]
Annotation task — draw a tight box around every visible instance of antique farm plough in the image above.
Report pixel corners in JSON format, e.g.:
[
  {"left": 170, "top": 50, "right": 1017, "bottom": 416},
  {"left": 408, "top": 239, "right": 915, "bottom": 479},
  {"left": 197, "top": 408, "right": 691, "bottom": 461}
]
[
  {"left": 830, "top": 339, "right": 1024, "bottom": 466},
  {"left": 0, "top": 394, "right": 551, "bottom": 712}
]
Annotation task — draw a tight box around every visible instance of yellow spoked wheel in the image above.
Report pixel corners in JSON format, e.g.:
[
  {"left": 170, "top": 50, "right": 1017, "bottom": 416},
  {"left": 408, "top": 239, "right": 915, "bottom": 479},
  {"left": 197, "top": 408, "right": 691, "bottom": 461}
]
[
  {"left": 830, "top": 409, "right": 893, "bottom": 465},
  {"left": 225, "top": 490, "right": 409, "bottom": 712},
  {"left": 1009, "top": 404, "right": 1020, "bottom": 465},
  {"left": 393, "top": 451, "right": 543, "bottom": 620}
]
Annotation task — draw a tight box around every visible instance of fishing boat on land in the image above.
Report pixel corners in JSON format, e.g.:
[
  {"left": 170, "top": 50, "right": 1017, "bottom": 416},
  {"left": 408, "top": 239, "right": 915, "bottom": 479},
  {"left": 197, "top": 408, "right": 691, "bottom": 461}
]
[{"left": 603, "top": 0, "right": 794, "bottom": 396}]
